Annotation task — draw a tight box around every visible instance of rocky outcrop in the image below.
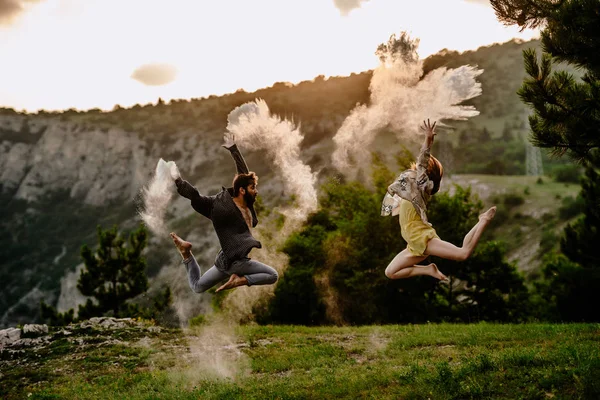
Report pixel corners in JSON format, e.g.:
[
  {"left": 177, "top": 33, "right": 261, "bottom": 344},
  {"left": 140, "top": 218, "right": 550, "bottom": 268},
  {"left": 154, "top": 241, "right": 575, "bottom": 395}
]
[
  {"left": 0, "top": 142, "right": 32, "bottom": 192},
  {"left": 22, "top": 324, "right": 49, "bottom": 337},
  {"left": 11, "top": 123, "right": 150, "bottom": 205},
  {"left": 0, "top": 114, "right": 230, "bottom": 206},
  {"left": 0, "top": 327, "right": 22, "bottom": 347},
  {"left": 79, "top": 317, "right": 139, "bottom": 330}
]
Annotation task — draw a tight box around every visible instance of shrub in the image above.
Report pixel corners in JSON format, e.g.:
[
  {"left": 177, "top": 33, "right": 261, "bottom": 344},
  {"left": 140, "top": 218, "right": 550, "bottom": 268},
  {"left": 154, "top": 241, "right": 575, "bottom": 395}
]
[
  {"left": 503, "top": 192, "right": 525, "bottom": 207},
  {"left": 558, "top": 195, "right": 584, "bottom": 220},
  {"left": 552, "top": 164, "right": 582, "bottom": 184},
  {"left": 189, "top": 314, "right": 206, "bottom": 327}
]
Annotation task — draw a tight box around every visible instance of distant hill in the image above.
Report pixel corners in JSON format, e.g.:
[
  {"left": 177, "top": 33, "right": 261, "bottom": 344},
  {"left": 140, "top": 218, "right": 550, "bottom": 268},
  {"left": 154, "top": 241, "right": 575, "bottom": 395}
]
[{"left": 1, "top": 38, "right": 578, "bottom": 327}]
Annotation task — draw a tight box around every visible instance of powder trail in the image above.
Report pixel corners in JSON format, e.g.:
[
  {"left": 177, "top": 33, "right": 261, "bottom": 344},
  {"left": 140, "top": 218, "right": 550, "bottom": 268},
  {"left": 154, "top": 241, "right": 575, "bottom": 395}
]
[
  {"left": 226, "top": 99, "right": 318, "bottom": 222},
  {"left": 332, "top": 33, "right": 483, "bottom": 175},
  {"left": 139, "top": 159, "right": 180, "bottom": 236}
]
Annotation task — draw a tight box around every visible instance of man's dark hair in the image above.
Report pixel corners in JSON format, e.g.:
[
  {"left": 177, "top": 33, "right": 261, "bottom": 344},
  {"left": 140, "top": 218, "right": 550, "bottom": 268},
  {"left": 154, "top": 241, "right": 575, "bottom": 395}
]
[{"left": 233, "top": 172, "right": 258, "bottom": 196}]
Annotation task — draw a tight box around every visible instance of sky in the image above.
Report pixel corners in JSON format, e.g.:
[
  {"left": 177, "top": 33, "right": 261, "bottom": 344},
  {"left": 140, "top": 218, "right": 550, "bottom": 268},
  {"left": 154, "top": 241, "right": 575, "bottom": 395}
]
[{"left": 0, "top": 0, "right": 539, "bottom": 112}]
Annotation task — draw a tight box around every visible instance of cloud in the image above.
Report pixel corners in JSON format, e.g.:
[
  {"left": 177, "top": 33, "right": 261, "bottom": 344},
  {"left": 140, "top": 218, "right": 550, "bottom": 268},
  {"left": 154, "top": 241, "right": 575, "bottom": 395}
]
[
  {"left": 333, "top": 0, "right": 369, "bottom": 16},
  {"left": 0, "top": 0, "right": 42, "bottom": 25},
  {"left": 131, "top": 63, "right": 178, "bottom": 86}
]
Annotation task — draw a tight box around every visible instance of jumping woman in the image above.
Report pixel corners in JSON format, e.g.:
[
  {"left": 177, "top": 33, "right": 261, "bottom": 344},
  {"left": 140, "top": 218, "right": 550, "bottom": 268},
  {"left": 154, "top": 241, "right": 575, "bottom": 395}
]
[{"left": 381, "top": 119, "right": 496, "bottom": 281}]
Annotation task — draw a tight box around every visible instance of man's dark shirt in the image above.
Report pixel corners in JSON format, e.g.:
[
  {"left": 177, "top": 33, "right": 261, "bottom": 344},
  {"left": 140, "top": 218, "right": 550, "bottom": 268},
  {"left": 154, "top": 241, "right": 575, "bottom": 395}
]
[{"left": 175, "top": 144, "right": 261, "bottom": 267}]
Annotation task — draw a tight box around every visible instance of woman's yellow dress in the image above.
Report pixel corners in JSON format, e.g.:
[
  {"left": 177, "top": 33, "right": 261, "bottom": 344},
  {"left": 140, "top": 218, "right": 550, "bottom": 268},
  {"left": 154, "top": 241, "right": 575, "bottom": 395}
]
[{"left": 398, "top": 198, "right": 439, "bottom": 256}]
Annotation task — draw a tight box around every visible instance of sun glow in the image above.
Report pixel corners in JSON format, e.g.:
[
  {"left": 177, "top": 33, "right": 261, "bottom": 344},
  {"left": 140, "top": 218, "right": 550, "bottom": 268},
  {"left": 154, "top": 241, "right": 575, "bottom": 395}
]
[{"left": 0, "top": 0, "right": 538, "bottom": 112}]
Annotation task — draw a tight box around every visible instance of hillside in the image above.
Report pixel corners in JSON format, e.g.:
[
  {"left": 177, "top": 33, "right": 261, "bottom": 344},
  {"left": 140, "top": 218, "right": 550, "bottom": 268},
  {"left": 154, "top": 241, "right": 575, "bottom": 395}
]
[
  {"left": 1, "top": 319, "right": 599, "bottom": 399},
  {"left": 445, "top": 174, "right": 581, "bottom": 277},
  {"left": 0, "top": 38, "right": 580, "bottom": 327}
]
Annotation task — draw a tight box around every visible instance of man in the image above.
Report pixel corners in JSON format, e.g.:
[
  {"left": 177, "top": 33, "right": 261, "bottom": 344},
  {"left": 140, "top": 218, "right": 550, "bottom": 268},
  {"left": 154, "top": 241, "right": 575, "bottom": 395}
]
[{"left": 170, "top": 135, "right": 278, "bottom": 293}]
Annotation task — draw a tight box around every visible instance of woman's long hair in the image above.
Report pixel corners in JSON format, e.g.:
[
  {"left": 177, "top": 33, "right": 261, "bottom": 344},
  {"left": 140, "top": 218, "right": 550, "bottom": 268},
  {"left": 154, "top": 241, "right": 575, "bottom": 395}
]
[{"left": 427, "top": 155, "right": 443, "bottom": 195}]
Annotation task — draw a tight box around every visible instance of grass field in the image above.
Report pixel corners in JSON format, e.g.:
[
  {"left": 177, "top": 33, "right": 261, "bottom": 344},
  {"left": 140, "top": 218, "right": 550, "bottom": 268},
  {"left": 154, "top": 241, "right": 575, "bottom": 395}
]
[{"left": 2, "top": 321, "right": 599, "bottom": 399}]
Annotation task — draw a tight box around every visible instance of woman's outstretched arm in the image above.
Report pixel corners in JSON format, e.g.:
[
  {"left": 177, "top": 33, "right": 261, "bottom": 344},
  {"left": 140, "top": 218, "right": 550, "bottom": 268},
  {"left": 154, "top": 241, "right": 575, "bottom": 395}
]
[{"left": 416, "top": 119, "right": 436, "bottom": 190}]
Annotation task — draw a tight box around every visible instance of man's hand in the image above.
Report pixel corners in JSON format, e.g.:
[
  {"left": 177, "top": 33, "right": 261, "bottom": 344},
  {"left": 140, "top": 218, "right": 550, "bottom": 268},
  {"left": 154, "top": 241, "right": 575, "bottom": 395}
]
[
  {"left": 169, "top": 162, "right": 181, "bottom": 181},
  {"left": 222, "top": 132, "right": 236, "bottom": 149},
  {"left": 420, "top": 119, "right": 437, "bottom": 138}
]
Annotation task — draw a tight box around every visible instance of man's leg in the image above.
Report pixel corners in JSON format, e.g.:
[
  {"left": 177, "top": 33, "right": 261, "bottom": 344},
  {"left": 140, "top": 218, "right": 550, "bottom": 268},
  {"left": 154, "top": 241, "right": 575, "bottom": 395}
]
[
  {"left": 216, "top": 259, "right": 279, "bottom": 292},
  {"left": 184, "top": 257, "right": 229, "bottom": 293},
  {"left": 171, "top": 232, "right": 228, "bottom": 293}
]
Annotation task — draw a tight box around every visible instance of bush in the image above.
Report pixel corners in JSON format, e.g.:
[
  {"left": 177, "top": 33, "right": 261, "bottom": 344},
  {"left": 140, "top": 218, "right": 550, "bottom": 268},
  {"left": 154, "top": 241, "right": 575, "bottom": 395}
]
[
  {"left": 552, "top": 165, "right": 582, "bottom": 183},
  {"left": 539, "top": 227, "right": 558, "bottom": 254},
  {"left": 503, "top": 192, "right": 525, "bottom": 207},
  {"left": 534, "top": 253, "right": 600, "bottom": 322},
  {"left": 558, "top": 195, "right": 584, "bottom": 220},
  {"left": 189, "top": 314, "right": 206, "bottom": 327}
]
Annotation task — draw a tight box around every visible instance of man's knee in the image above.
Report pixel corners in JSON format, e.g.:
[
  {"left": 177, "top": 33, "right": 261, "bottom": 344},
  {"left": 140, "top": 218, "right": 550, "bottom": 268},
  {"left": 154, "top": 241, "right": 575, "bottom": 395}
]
[
  {"left": 191, "top": 284, "right": 210, "bottom": 294},
  {"left": 269, "top": 270, "right": 279, "bottom": 284}
]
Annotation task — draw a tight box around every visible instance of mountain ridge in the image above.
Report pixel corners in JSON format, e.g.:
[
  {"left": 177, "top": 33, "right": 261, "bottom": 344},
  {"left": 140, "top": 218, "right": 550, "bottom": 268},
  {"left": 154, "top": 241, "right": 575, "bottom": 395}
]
[{"left": 1, "top": 38, "right": 556, "bottom": 327}]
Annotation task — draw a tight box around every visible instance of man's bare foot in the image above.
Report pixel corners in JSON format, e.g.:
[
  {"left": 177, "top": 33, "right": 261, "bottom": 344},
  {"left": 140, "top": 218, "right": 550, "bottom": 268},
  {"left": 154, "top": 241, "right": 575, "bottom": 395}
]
[
  {"left": 216, "top": 274, "right": 248, "bottom": 293},
  {"left": 170, "top": 232, "right": 192, "bottom": 260},
  {"left": 479, "top": 206, "right": 497, "bottom": 222},
  {"left": 429, "top": 263, "right": 448, "bottom": 281}
]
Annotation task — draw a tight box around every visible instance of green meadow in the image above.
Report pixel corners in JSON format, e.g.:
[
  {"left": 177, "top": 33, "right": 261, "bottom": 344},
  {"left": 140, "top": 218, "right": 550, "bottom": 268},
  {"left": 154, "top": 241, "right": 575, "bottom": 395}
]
[{"left": 2, "top": 322, "right": 599, "bottom": 399}]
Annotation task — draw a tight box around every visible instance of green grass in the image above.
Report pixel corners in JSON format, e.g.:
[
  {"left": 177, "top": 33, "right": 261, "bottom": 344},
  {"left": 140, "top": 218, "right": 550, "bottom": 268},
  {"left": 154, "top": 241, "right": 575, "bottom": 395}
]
[{"left": 1, "top": 323, "right": 598, "bottom": 399}]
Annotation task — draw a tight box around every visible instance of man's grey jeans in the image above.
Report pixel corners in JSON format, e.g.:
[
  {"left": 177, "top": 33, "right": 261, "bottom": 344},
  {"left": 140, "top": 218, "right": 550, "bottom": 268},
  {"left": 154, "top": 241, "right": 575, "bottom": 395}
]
[{"left": 183, "top": 252, "right": 278, "bottom": 293}]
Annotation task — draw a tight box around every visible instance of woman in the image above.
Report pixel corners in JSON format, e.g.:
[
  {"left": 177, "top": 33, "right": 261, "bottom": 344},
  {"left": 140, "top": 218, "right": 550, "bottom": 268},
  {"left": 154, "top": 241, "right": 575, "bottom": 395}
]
[{"left": 381, "top": 119, "right": 496, "bottom": 281}]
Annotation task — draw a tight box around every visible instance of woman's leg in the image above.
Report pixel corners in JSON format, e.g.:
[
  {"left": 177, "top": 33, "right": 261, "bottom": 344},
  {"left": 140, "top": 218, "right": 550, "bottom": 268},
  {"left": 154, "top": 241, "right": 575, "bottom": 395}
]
[
  {"left": 385, "top": 249, "right": 447, "bottom": 280},
  {"left": 425, "top": 206, "right": 496, "bottom": 261}
]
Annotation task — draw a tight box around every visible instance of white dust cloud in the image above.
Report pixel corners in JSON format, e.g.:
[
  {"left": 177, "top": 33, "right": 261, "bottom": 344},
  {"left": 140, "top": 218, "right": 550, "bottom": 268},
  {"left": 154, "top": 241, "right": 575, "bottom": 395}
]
[
  {"left": 0, "top": 0, "right": 42, "bottom": 25},
  {"left": 139, "top": 158, "right": 180, "bottom": 236},
  {"left": 226, "top": 99, "right": 318, "bottom": 222},
  {"left": 332, "top": 33, "right": 483, "bottom": 175},
  {"left": 333, "top": 0, "right": 369, "bottom": 15},
  {"left": 177, "top": 318, "right": 250, "bottom": 382},
  {"left": 131, "top": 63, "right": 178, "bottom": 86}
]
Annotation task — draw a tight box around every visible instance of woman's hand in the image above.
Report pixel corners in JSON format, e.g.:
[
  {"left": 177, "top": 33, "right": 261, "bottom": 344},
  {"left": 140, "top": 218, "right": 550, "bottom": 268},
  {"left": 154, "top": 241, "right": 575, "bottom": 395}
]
[{"left": 420, "top": 119, "right": 437, "bottom": 138}]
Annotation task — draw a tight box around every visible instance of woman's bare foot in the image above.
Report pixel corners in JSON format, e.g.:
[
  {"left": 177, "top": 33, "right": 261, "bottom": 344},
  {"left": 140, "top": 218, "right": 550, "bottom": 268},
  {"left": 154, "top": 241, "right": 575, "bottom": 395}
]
[
  {"left": 479, "top": 206, "right": 497, "bottom": 223},
  {"left": 429, "top": 263, "right": 448, "bottom": 281},
  {"left": 216, "top": 274, "right": 248, "bottom": 292},
  {"left": 170, "top": 232, "right": 192, "bottom": 260}
]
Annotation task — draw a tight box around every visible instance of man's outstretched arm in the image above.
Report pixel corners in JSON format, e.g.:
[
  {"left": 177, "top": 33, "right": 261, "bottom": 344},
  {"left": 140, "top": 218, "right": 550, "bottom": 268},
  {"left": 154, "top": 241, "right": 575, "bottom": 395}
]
[
  {"left": 222, "top": 134, "right": 249, "bottom": 174},
  {"left": 175, "top": 177, "right": 214, "bottom": 218}
]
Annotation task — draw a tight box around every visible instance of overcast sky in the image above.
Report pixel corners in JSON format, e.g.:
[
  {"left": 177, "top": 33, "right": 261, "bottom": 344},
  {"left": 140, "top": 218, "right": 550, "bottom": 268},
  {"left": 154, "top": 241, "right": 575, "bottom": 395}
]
[{"left": 0, "top": 0, "right": 538, "bottom": 112}]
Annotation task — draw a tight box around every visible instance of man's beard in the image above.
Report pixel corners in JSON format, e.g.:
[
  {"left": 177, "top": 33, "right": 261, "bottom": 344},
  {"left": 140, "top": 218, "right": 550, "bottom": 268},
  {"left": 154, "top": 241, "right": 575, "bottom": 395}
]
[{"left": 244, "top": 191, "right": 256, "bottom": 206}]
